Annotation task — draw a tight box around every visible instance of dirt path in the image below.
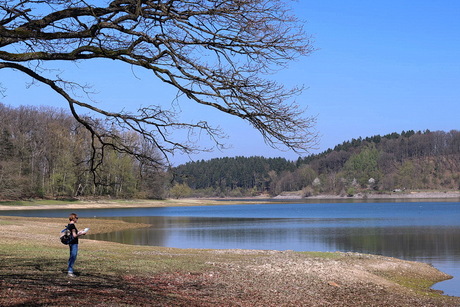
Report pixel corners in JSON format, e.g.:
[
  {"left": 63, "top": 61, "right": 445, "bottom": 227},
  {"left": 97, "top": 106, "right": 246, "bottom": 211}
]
[{"left": 1, "top": 216, "right": 459, "bottom": 306}]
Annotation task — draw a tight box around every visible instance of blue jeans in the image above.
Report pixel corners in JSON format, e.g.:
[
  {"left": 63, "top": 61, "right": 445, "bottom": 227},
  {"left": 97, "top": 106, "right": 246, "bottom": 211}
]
[{"left": 68, "top": 244, "right": 78, "bottom": 273}]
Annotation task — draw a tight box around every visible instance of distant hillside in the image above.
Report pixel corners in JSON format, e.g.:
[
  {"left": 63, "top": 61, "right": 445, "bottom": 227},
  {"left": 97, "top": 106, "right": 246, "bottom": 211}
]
[
  {"left": 5, "top": 104, "right": 457, "bottom": 200},
  {"left": 172, "top": 130, "right": 460, "bottom": 197},
  {"left": 172, "top": 156, "right": 296, "bottom": 197}
]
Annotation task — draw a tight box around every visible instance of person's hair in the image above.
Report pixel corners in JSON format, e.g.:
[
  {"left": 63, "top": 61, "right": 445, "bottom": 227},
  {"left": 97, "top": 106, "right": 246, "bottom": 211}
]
[{"left": 69, "top": 213, "right": 78, "bottom": 221}]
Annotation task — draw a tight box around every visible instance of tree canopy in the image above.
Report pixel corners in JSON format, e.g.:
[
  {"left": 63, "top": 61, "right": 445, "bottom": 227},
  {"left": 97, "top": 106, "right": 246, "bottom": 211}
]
[{"left": 0, "top": 0, "right": 317, "bottom": 175}]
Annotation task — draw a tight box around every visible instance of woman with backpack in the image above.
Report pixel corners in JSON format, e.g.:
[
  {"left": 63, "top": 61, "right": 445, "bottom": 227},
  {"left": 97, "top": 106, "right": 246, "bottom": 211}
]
[{"left": 66, "top": 213, "right": 87, "bottom": 277}]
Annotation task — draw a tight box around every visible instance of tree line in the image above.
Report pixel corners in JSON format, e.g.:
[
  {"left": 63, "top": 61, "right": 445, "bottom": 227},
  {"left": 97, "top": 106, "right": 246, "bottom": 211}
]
[
  {"left": 0, "top": 104, "right": 167, "bottom": 200},
  {"left": 2, "top": 104, "right": 459, "bottom": 200},
  {"left": 172, "top": 157, "right": 296, "bottom": 198},
  {"left": 172, "top": 130, "right": 460, "bottom": 197}
]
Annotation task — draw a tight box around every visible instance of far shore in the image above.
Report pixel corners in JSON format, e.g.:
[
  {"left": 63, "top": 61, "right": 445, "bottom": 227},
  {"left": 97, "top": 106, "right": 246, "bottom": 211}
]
[
  {"left": 275, "top": 190, "right": 460, "bottom": 200},
  {"left": 0, "top": 190, "right": 459, "bottom": 211}
]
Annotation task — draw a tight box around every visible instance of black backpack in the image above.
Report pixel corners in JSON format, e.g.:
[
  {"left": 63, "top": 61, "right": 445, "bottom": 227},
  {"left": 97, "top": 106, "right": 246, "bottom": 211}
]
[{"left": 60, "top": 225, "right": 73, "bottom": 245}]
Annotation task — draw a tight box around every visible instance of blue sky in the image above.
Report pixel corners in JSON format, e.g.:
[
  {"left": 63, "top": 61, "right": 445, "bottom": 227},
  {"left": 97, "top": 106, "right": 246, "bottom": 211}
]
[{"left": 2, "top": 1, "right": 460, "bottom": 165}]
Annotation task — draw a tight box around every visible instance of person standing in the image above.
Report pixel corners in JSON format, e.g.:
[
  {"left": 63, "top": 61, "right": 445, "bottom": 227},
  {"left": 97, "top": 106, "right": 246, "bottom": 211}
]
[{"left": 67, "top": 213, "right": 86, "bottom": 277}]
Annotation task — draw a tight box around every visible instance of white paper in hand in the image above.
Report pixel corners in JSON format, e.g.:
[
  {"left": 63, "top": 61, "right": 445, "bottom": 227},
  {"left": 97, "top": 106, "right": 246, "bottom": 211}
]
[{"left": 78, "top": 228, "right": 90, "bottom": 235}]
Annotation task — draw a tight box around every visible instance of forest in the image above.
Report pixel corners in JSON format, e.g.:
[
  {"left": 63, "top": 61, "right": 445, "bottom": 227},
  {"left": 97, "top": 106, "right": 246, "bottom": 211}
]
[
  {"left": 0, "top": 104, "right": 167, "bottom": 200},
  {"left": 172, "top": 130, "right": 460, "bottom": 198},
  {"left": 1, "top": 104, "right": 459, "bottom": 199}
]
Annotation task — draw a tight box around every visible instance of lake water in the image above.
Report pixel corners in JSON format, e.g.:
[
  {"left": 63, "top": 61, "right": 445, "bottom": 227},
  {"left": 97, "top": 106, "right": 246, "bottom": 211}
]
[{"left": 2, "top": 200, "right": 459, "bottom": 297}]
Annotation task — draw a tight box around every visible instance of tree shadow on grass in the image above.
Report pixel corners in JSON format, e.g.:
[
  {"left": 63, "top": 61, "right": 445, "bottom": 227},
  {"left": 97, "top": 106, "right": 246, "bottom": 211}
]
[{"left": 0, "top": 257, "right": 217, "bottom": 306}]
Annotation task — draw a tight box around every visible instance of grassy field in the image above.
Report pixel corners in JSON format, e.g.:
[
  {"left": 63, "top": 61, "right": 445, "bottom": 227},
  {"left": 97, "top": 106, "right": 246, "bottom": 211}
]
[{"left": 1, "top": 214, "right": 460, "bottom": 306}]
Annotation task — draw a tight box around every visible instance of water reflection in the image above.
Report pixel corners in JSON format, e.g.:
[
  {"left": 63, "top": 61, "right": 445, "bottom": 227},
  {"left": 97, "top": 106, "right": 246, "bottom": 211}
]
[
  {"left": 86, "top": 212, "right": 460, "bottom": 297},
  {"left": 324, "top": 226, "right": 460, "bottom": 260},
  {"left": 87, "top": 216, "right": 460, "bottom": 262}
]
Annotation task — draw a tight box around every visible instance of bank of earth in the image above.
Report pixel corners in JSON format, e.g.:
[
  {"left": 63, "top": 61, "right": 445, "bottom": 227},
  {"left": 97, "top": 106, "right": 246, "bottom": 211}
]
[
  {"left": 1, "top": 190, "right": 460, "bottom": 211},
  {"left": 1, "top": 214, "right": 460, "bottom": 306}
]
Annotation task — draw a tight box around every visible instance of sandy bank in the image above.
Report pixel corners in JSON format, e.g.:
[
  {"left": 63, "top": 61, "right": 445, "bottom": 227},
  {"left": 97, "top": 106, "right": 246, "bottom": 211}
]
[
  {"left": 0, "top": 198, "right": 225, "bottom": 211},
  {"left": 0, "top": 191, "right": 459, "bottom": 211}
]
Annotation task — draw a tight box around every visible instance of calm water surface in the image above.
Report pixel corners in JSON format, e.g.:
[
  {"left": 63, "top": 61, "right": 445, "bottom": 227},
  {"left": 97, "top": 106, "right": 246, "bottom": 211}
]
[{"left": 3, "top": 201, "right": 460, "bottom": 296}]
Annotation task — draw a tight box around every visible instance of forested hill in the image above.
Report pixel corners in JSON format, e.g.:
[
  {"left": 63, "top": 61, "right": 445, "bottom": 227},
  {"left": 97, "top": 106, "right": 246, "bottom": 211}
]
[
  {"left": 1, "top": 104, "right": 459, "bottom": 199},
  {"left": 172, "top": 130, "right": 460, "bottom": 197},
  {"left": 173, "top": 156, "right": 296, "bottom": 194}
]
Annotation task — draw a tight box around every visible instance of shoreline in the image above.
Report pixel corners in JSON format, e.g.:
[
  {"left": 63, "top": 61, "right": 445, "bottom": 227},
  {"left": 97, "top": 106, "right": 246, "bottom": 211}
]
[
  {"left": 276, "top": 190, "right": 460, "bottom": 200},
  {"left": 0, "top": 191, "right": 459, "bottom": 211}
]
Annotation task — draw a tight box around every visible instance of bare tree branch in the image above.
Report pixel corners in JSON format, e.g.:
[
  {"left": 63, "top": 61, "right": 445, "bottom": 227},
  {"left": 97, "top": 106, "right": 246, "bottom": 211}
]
[{"left": 0, "top": 0, "right": 318, "bottom": 177}]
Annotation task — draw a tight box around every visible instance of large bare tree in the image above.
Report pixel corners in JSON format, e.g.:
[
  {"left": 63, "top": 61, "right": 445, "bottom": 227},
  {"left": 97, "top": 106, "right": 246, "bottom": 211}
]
[{"left": 0, "top": 0, "right": 317, "bottom": 174}]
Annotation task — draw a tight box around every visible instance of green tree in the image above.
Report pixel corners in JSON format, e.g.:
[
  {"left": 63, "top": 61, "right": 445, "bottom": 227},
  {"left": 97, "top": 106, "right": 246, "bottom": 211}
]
[
  {"left": 343, "top": 145, "right": 381, "bottom": 187},
  {"left": 296, "top": 165, "right": 318, "bottom": 188},
  {"left": 170, "top": 183, "right": 193, "bottom": 199}
]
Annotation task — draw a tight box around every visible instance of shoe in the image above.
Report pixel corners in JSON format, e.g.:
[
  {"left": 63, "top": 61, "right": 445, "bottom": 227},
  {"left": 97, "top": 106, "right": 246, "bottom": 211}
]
[{"left": 68, "top": 272, "right": 76, "bottom": 277}]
